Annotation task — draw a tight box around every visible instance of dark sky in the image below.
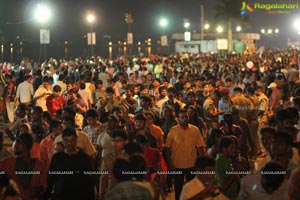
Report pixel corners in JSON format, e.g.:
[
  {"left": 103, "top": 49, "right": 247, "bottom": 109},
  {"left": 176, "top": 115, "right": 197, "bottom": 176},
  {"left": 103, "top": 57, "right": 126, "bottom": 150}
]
[{"left": 0, "top": 0, "right": 299, "bottom": 58}]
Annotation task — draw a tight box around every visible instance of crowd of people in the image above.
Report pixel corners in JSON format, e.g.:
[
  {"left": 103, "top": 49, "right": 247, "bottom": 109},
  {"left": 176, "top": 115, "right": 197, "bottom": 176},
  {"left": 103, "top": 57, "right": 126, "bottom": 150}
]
[{"left": 0, "top": 49, "right": 299, "bottom": 200}]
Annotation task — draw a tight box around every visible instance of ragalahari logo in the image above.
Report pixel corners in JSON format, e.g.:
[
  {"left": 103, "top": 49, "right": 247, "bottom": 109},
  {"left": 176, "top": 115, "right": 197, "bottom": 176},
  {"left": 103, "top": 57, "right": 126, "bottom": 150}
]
[{"left": 241, "top": 2, "right": 254, "bottom": 15}]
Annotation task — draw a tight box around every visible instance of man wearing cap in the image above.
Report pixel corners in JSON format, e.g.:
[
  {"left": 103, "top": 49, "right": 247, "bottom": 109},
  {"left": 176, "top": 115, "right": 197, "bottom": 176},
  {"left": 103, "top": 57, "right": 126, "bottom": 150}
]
[
  {"left": 268, "top": 82, "right": 282, "bottom": 114},
  {"left": 0, "top": 134, "right": 47, "bottom": 200}
]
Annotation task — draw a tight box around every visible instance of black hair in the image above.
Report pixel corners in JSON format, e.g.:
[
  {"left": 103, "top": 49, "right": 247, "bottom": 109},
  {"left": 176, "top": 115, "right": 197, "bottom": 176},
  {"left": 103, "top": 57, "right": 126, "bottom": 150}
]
[
  {"left": 218, "top": 136, "right": 235, "bottom": 153},
  {"left": 261, "top": 162, "right": 285, "bottom": 194},
  {"left": 49, "top": 119, "right": 62, "bottom": 132},
  {"left": 63, "top": 106, "right": 76, "bottom": 117},
  {"left": 80, "top": 83, "right": 86, "bottom": 90},
  {"left": 111, "top": 130, "right": 128, "bottom": 140},
  {"left": 233, "top": 87, "right": 243, "bottom": 93},
  {"left": 62, "top": 116, "right": 75, "bottom": 126},
  {"left": 53, "top": 85, "right": 62, "bottom": 93},
  {"left": 105, "top": 87, "right": 114, "bottom": 94},
  {"left": 85, "top": 109, "right": 99, "bottom": 119},
  {"left": 206, "top": 129, "right": 223, "bottom": 148},
  {"left": 16, "top": 133, "right": 33, "bottom": 152},
  {"left": 113, "top": 158, "right": 131, "bottom": 182},
  {"left": 62, "top": 128, "right": 77, "bottom": 138},
  {"left": 260, "top": 127, "right": 276, "bottom": 136},
  {"left": 32, "top": 106, "right": 43, "bottom": 115},
  {"left": 195, "top": 156, "right": 215, "bottom": 170},
  {"left": 275, "top": 109, "right": 291, "bottom": 122},
  {"left": 123, "top": 142, "right": 144, "bottom": 155},
  {"left": 128, "top": 154, "right": 147, "bottom": 181},
  {"left": 134, "top": 134, "right": 148, "bottom": 146}
]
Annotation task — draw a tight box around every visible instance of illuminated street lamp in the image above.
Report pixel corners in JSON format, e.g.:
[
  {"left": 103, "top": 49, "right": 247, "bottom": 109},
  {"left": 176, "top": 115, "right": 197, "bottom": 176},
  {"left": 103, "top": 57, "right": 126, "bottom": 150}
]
[
  {"left": 160, "top": 18, "right": 168, "bottom": 29},
  {"left": 274, "top": 28, "right": 279, "bottom": 34},
  {"left": 86, "top": 12, "right": 96, "bottom": 57},
  {"left": 267, "top": 28, "right": 273, "bottom": 34},
  {"left": 294, "top": 18, "right": 300, "bottom": 31},
  {"left": 34, "top": 3, "right": 51, "bottom": 24},
  {"left": 204, "top": 23, "right": 210, "bottom": 30},
  {"left": 216, "top": 26, "right": 223, "bottom": 33},
  {"left": 183, "top": 19, "right": 190, "bottom": 29},
  {"left": 34, "top": 3, "right": 51, "bottom": 63},
  {"left": 261, "top": 29, "right": 265, "bottom": 34},
  {"left": 236, "top": 26, "right": 242, "bottom": 32}
]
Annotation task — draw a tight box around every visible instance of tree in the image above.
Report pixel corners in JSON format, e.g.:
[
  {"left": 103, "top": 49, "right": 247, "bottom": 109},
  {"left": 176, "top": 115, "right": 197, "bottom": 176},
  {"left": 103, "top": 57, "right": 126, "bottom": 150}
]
[{"left": 215, "top": 0, "right": 251, "bottom": 52}]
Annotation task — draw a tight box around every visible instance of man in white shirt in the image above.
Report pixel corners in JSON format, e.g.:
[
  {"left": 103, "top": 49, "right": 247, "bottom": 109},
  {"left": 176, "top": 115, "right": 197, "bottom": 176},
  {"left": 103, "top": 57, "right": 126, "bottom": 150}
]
[
  {"left": 33, "top": 76, "right": 52, "bottom": 111},
  {"left": 53, "top": 74, "right": 66, "bottom": 95},
  {"left": 238, "top": 162, "right": 288, "bottom": 200},
  {"left": 180, "top": 157, "right": 228, "bottom": 200},
  {"left": 16, "top": 74, "right": 34, "bottom": 105}
]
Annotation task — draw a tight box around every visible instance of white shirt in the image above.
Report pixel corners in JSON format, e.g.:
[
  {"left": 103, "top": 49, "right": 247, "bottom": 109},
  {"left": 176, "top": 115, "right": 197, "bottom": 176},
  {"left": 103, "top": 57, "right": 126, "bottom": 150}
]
[
  {"left": 33, "top": 85, "right": 52, "bottom": 111},
  {"left": 53, "top": 81, "right": 66, "bottom": 95},
  {"left": 96, "top": 132, "right": 113, "bottom": 158},
  {"left": 16, "top": 81, "right": 34, "bottom": 104},
  {"left": 180, "top": 177, "right": 228, "bottom": 200},
  {"left": 238, "top": 174, "right": 289, "bottom": 200},
  {"left": 53, "top": 73, "right": 59, "bottom": 84}
]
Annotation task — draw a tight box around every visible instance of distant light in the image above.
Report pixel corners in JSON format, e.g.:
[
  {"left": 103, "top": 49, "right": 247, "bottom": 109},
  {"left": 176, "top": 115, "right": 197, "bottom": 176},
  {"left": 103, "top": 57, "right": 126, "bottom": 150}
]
[
  {"left": 298, "top": 31, "right": 300, "bottom": 35},
  {"left": 123, "top": 42, "right": 127, "bottom": 45},
  {"left": 148, "top": 38, "right": 151, "bottom": 42},
  {"left": 294, "top": 18, "right": 300, "bottom": 31},
  {"left": 261, "top": 29, "right": 265, "bottom": 34},
  {"left": 204, "top": 23, "right": 210, "bottom": 30},
  {"left": 236, "top": 26, "right": 242, "bottom": 32},
  {"left": 64, "top": 41, "right": 68, "bottom": 45},
  {"left": 160, "top": 18, "right": 168, "bottom": 28},
  {"left": 87, "top": 14, "right": 95, "bottom": 23},
  {"left": 216, "top": 26, "right": 223, "bottom": 33},
  {"left": 109, "top": 42, "right": 112, "bottom": 46},
  {"left": 138, "top": 41, "right": 141, "bottom": 45},
  {"left": 34, "top": 3, "right": 51, "bottom": 23},
  {"left": 184, "top": 22, "right": 190, "bottom": 29},
  {"left": 267, "top": 29, "right": 272, "bottom": 34},
  {"left": 274, "top": 28, "right": 279, "bottom": 34}
]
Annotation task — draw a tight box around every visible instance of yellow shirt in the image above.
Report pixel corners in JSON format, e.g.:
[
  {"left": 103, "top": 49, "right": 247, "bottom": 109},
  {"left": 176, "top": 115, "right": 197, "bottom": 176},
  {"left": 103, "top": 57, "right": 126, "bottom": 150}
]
[{"left": 165, "top": 124, "right": 205, "bottom": 169}]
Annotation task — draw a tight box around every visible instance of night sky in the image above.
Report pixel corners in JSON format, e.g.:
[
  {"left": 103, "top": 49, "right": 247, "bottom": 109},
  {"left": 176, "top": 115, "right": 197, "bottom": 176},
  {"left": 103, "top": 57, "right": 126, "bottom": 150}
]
[{"left": 0, "top": 0, "right": 299, "bottom": 59}]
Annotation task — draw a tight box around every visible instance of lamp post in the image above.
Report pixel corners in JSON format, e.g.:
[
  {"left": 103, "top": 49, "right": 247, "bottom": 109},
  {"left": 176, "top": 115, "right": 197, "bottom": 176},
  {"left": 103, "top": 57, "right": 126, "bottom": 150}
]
[
  {"left": 34, "top": 3, "right": 51, "bottom": 63},
  {"left": 87, "top": 13, "right": 95, "bottom": 57},
  {"left": 159, "top": 18, "right": 168, "bottom": 55}
]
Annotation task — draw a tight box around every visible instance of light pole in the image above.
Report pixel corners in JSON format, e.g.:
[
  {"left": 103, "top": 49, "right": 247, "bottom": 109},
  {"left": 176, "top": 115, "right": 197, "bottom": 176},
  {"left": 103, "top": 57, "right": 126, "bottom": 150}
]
[
  {"left": 87, "top": 13, "right": 95, "bottom": 57},
  {"left": 124, "top": 13, "right": 134, "bottom": 56},
  {"left": 159, "top": 18, "right": 168, "bottom": 55},
  {"left": 34, "top": 3, "right": 51, "bottom": 63}
]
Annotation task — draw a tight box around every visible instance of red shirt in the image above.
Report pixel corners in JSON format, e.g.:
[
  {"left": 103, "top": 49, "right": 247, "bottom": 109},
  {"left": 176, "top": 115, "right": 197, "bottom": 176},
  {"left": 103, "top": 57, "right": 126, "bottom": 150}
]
[
  {"left": 0, "top": 156, "right": 47, "bottom": 200},
  {"left": 46, "top": 95, "right": 66, "bottom": 117}
]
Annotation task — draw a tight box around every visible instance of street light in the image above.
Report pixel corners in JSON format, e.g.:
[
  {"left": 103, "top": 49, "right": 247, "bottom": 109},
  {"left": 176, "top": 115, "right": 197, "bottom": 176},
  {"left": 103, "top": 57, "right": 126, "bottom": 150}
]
[
  {"left": 86, "top": 12, "right": 96, "bottom": 57},
  {"left": 34, "top": 3, "right": 51, "bottom": 63},
  {"left": 183, "top": 19, "right": 190, "bottom": 29},
  {"left": 294, "top": 18, "right": 300, "bottom": 31},
  {"left": 204, "top": 23, "right": 210, "bottom": 30},
  {"left": 274, "top": 28, "right": 279, "bottom": 34},
  {"left": 216, "top": 26, "right": 223, "bottom": 33},
  {"left": 236, "top": 26, "right": 242, "bottom": 32},
  {"left": 267, "top": 28, "right": 273, "bottom": 34},
  {"left": 160, "top": 18, "right": 168, "bottom": 29},
  {"left": 34, "top": 3, "right": 51, "bottom": 24},
  {"left": 261, "top": 29, "right": 265, "bottom": 34}
]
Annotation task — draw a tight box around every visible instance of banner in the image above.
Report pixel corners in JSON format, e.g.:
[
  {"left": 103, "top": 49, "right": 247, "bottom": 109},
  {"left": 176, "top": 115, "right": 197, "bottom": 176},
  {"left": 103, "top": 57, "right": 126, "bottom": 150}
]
[
  {"left": 161, "top": 35, "right": 168, "bottom": 46},
  {"left": 87, "top": 32, "right": 96, "bottom": 45},
  {"left": 40, "top": 29, "right": 50, "bottom": 44},
  {"left": 184, "top": 32, "right": 191, "bottom": 42},
  {"left": 127, "top": 33, "right": 133, "bottom": 44}
]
